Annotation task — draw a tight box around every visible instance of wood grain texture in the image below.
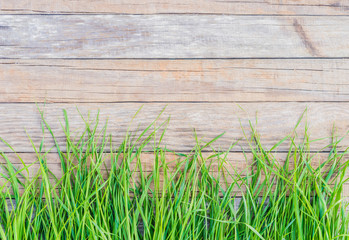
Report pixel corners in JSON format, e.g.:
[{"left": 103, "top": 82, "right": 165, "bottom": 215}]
[
  {"left": 0, "top": 0, "right": 348, "bottom": 15},
  {"left": 0, "top": 152, "right": 181, "bottom": 173},
  {"left": 1, "top": 59, "right": 349, "bottom": 103},
  {"left": 1, "top": 152, "right": 340, "bottom": 174},
  {"left": 2, "top": 152, "right": 349, "bottom": 195},
  {"left": 0, "top": 103, "right": 348, "bottom": 153},
  {"left": 0, "top": 15, "right": 348, "bottom": 58}
]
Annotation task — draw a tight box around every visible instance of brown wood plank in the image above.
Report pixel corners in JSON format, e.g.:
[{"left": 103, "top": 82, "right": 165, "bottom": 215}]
[
  {"left": 0, "top": 15, "right": 348, "bottom": 58},
  {"left": 0, "top": 152, "right": 340, "bottom": 174},
  {"left": 1, "top": 59, "right": 349, "bottom": 103},
  {"left": 0, "top": 0, "right": 348, "bottom": 15},
  {"left": 0, "top": 152, "right": 178, "bottom": 173},
  {"left": 0, "top": 103, "right": 348, "bottom": 153},
  {"left": 2, "top": 152, "right": 348, "bottom": 196}
]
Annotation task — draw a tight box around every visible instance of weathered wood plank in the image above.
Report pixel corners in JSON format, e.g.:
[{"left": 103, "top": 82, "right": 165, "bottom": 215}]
[
  {"left": 0, "top": 103, "right": 348, "bottom": 153},
  {"left": 0, "top": 152, "right": 178, "bottom": 173},
  {"left": 1, "top": 59, "right": 349, "bottom": 102},
  {"left": 0, "top": 0, "right": 348, "bottom": 15},
  {"left": 2, "top": 152, "right": 348, "bottom": 196},
  {"left": 0, "top": 15, "right": 348, "bottom": 58},
  {"left": 0, "top": 152, "right": 340, "bottom": 174}
]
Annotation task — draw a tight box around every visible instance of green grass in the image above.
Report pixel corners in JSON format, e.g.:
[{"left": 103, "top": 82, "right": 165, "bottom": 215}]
[{"left": 1, "top": 108, "right": 349, "bottom": 239}]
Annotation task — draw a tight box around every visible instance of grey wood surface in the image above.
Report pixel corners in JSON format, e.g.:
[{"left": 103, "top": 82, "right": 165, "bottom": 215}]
[{"left": 0, "top": 15, "right": 348, "bottom": 58}]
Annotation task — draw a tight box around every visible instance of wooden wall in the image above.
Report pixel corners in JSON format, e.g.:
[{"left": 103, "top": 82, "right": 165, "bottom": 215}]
[{"left": 0, "top": 1, "right": 349, "bottom": 191}]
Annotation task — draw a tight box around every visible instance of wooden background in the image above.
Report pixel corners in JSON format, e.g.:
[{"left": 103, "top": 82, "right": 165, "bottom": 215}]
[{"left": 0, "top": 1, "right": 349, "bottom": 193}]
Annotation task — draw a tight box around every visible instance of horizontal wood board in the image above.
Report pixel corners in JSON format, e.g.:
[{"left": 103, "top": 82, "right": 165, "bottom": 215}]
[
  {"left": 2, "top": 152, "right": 348, "bottom": 195},
  {"left": 0, "top": 15, "right": 348, "bottom": 58},
  {"left": 0, "top": 103, "right": 348, "bottom": 153},
  {"left": 1, "top": 59, "right": 349, "bottom": 102},
  {"left": 0, "top": 0, "right": 348, "bottom": 15}
]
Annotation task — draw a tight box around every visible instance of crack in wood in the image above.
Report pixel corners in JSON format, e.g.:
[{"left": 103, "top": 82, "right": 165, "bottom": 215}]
[{"left": 293, "top": 19, "right": 321, "bottom": 57}]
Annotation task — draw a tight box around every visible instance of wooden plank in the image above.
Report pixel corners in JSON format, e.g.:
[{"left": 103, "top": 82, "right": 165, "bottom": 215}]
[
  {"left": 1, "top": 152, "right": 341, "bottom": 174},
  {"left": 0, "top": 152, "right": 180, "bottom": 173},
  {"left": 0, "top": 15, "right": 348, "bottom": 58},
  {"left": 1, "top": 59, "right": 349, "bottom": 103},
  {"left": 2, "top": 152, "right": 349, "bottom": 196},
  {"left": 0, "top": 103, "right": 348, "bottom": 153},
  {"left": 0, "top": 0, "right": 348, "bottom": 15}
]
